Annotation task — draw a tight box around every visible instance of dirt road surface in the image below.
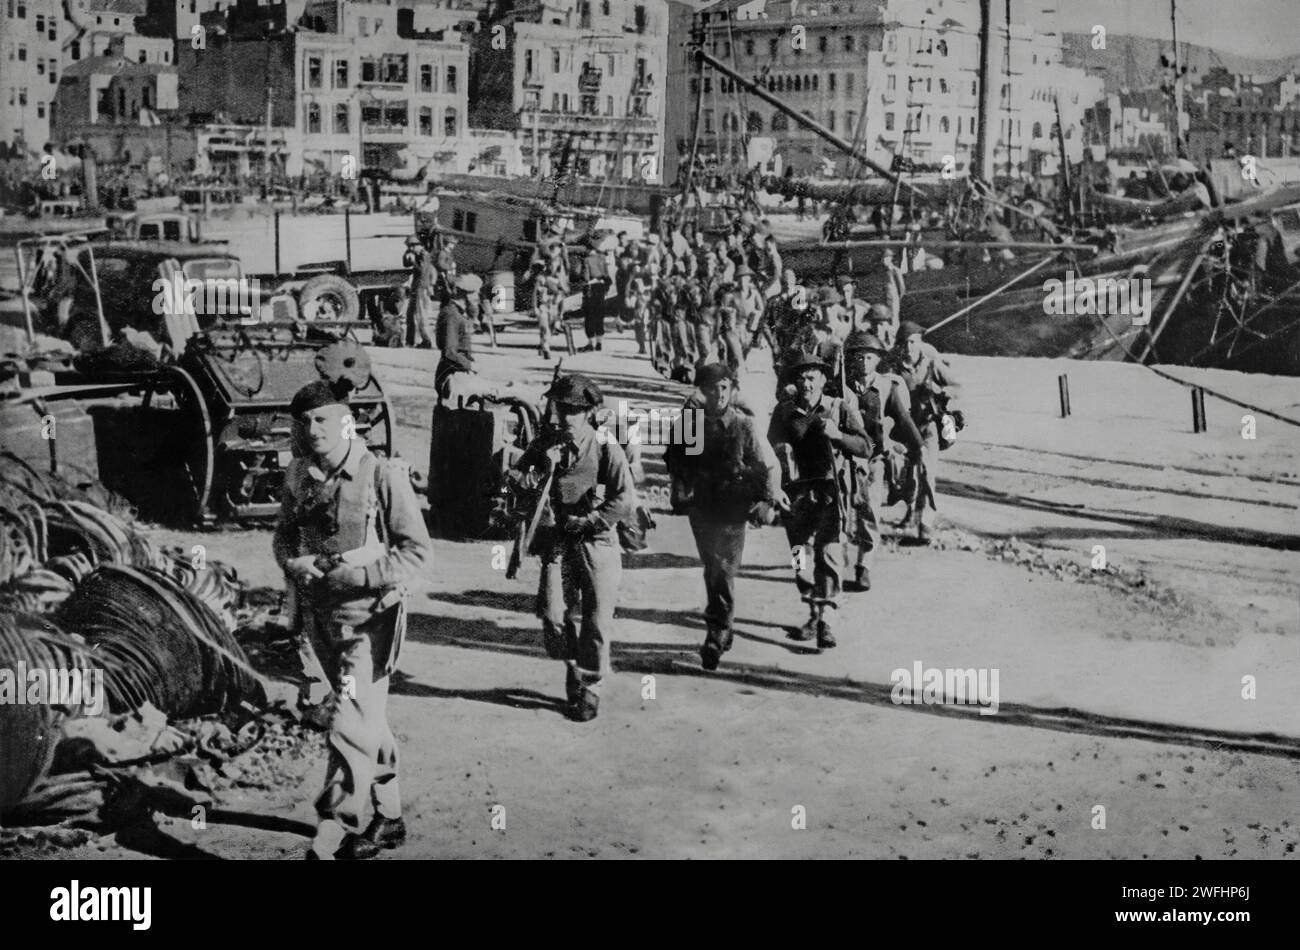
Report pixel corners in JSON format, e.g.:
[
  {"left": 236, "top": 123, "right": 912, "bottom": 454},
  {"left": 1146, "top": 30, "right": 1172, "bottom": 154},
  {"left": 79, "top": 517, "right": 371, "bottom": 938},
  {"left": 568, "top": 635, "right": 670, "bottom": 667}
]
[{"left": 21, "top": 319, "right": 1300, "bottom": 860}]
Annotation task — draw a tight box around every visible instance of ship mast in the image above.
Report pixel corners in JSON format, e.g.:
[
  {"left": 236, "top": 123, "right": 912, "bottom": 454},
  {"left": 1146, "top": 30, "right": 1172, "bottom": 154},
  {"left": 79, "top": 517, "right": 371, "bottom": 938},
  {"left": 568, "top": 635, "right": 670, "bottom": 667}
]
[
  {"left": 690, "top": 47, "right": 927, "bottom": 203},
  {"left": 973, "top": 0, "right": 993, "bottom": 182}
]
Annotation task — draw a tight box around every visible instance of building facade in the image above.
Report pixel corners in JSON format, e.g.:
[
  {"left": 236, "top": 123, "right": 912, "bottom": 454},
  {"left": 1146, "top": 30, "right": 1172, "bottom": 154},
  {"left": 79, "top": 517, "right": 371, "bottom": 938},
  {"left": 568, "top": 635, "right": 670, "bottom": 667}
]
[
  {"left": 469, "top": 0, "right": 668, "bottom": 183},
  {"left": 668, "top": 0, "right": 1101, "bottom": 182},
  {"left": 1, "top": 0, "right": 67, "bottom": 151}
]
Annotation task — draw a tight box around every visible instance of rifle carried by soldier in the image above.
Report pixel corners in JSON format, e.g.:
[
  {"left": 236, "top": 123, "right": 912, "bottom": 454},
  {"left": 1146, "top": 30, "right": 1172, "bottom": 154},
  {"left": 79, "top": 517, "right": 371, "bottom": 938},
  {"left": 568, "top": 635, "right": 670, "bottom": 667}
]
[{"left": 505, "top": 360, "right": 564, "bottom": 579}]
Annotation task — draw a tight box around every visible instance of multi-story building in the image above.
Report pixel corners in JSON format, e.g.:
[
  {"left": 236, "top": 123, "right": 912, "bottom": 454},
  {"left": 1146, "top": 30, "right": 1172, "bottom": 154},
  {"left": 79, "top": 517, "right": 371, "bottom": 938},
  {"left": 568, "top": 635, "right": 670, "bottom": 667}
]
[
  {"left": 1189, "top": 67, "right": 1300, "bottom": 162},
  {"left": 1, "top": 0, "right": 67, "bottom": 150},
  {"left": 175, "top": 0, "right": 475, "bottom": 179},
  {"left": 668, "top": 0, "right": 1100, "bottom": 182},
  {"left": 54, "top": 31, "right": 177, "bottom": 128},
  {"left": 469, "top": 0, "right": 668, "bottom": 183}
]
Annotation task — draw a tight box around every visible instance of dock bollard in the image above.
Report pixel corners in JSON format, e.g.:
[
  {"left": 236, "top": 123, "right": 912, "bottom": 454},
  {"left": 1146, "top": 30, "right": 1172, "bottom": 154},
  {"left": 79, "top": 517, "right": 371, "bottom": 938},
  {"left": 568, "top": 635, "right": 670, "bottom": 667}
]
[
  {"left": 1057, "top": 374, "right": 1071, "bottom": 418},
  {"left": 1192, "top": 386, "right": 1207, "bottom": 433}
]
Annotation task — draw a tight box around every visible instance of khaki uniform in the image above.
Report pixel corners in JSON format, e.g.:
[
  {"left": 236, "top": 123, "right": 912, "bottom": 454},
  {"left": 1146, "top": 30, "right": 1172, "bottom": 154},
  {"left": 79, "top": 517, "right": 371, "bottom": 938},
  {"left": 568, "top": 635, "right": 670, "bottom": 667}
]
[
  {"left": 273, "top": 443, "right": 432, "bottom": 836},
  {"left": 767, "top": 396, "right": 872, "bottom": 610},
  {"left": 514, "top": 427, "right": 634, "bottom": 696}
]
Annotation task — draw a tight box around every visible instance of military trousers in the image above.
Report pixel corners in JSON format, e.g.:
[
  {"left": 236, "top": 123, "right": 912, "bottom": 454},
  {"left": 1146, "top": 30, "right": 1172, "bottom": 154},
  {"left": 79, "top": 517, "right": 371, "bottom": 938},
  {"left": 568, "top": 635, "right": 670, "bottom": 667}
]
[
  {"left": 304, "top": 605, "right": 402, "bottom": 835},
  {"left": 852, "top": 455, "right": 886, "bottom": 567},
  {"left": 783, "top": 485, "right": 845, "bottom": 608},
  {"left": 688, "top": 510, "right": 747, "bottom": 633},
  {"left": 906, "top": 422, "right": 940, "bottom": 528},
  {"left": 537, "top": 531, "right": 622, "bottom": 693}
]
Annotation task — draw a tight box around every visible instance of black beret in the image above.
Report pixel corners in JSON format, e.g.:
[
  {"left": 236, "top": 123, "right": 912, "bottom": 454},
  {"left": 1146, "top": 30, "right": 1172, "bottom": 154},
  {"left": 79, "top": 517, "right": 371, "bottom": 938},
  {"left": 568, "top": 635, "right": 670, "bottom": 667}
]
[{"left": 290, "top": 379, "right": 352, "bottom": 417}]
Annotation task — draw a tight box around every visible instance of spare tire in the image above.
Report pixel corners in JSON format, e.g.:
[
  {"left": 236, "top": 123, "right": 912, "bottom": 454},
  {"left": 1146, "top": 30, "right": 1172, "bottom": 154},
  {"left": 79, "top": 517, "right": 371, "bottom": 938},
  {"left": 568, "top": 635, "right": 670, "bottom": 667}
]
[{"left": 297, "top": 273, "right": 360, "bottom": 322}]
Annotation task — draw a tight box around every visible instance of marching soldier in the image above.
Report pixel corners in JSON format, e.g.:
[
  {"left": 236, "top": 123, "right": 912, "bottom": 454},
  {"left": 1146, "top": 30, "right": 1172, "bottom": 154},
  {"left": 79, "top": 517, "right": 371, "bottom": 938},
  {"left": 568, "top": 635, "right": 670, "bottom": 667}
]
[
  {"left": 767, "top": 351, "right": 872, "bottom": 649},
  {"left": 275, "top": 378, "right": 432, "bottom": 860},
  {"left": 512, "top": 374, "right": 635, "bottom": 721},
  {"left": 667, "top": 364, "right": 784, "bottom": 670},
  {"left": 897, "top": 321, "right": 959, "bottom": 545},
  {"left": 842, "top": 331, "right": 923, "bottom": 591},
  {"left": 835, "top": 274, "right": 872, "bottom": 335},
  {"left": 580, "top": 236, "right": 612, "bottom": 351}
]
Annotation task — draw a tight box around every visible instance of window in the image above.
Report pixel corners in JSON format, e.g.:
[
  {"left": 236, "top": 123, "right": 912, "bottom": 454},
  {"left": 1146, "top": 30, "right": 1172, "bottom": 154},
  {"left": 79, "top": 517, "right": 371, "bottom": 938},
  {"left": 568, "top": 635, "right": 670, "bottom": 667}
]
[
  {"left": 307, "top": 56, "right": 322, "bottom": 89},
  {"left": 335, "top": 60, "right": 348, "bottom": 89},
  {"left": 703, "top": 109, "right": 713, "bottom": 133},
  {"left": 418, "top": 106, "right": 432, "bottom": 135},
  {"left": 845, "top": 109, "right": 855, "bottom": 130},
  {"left": 48, "top": 60, "right": 56, "bottom": 83},
  {"left": 444, "top": 107, "right": 457, "bottom": 136},
  {"left": 771, "top": 113, "right": 788, "bottom": 132},
  {"left": 601, "top": 0, "right": 609, "bottom": 14},
  {"left": 887, "top": 74, "right": 896, "bottom": 91},
  {"left": 885, "top": 112, "right": 895, "bottom": 131},
  {"left": 745, "top": 39, "right": 754, "bottom": 56},
  {"left": 939, "top": 78, "right": 948, "bottom": 94},
  {"left": 828, "top": 73, "right": 836, "bottom": 93},
  {"left": 887, "top": 35, "right": 896, "bottom": 52},
  {"left": 747, "top": 111, "right": 762, "bottom": 133},
  {"left": 358, "top": 16, "right": 368, "bottom": 36},
  {"left": 306, "top": 102, "right": 321, "bottom": 133},
  {"left": 373, "top": 18, "right": 382, "bottom": 34},
  {"left": 17, "top": 1, "right": 25, "bottom": 17},
  {"left": 580, "top": 94, "right": 596, "bottom": 115},
  {"left": 552, "top": 49, "right": 561, "bottom": 73},
  {"left": 606, "top": 95, "right": 613, "bottom": 115},
  {"left": 420, "top": 64, "right": 433, "bottom": 92},
  {"left": 845, "top": 73, "right": 854, "bottom": 94},
  {"left": 551, "top": 93, "right": 559, "bottom": 110},
  {"left": 812, "top": 74, "right": 818, "bottom": 91},
  {"left": 36, "top": 100, "right": 44, "bottom": 118},
  {"left": 446, "top": 65, "right": 456, "bottom": 93},
  {"left": 36, "top": 58, "right": 43, "bottom": 74},
  {"left": 464, "top": 212, "right": 477, "bottom": 233},
  {"left": 34, "top": 13, "right": 42, "bottom": 30},
  {"left": 940, "top": 116, "right": 950, "bottom": 133},
  {"left": 69, "top": 40, "right": 79, "bottom": 61},
  {"left": 138, "top": 50, "right": 147, "bottom": 64},
  {"left": 818, "top": 35, "right": 827, "bottom": 54},
  {"left": 452, "top": 209, "right": 463, "bottom": 230},
  {"left": 48, "top": 22, "right": 55, "bottom": 40},
  {"left": 827, "top": 111, "right": 835, "bottom": 132},
  {"left": 18, "top": 43, "right": 26, "bottom": 62},
  {"left": 844, "top": 35, "right": 855, "bottom": 52},
  {"left": 768, "top": 38, "right": 778, "bottom": 57},
  {"left": 335, "top": 103, "right": 349, "bottom": 133},
  {"left": 561, "top": 93, "right": 569, "bottom": 112}
]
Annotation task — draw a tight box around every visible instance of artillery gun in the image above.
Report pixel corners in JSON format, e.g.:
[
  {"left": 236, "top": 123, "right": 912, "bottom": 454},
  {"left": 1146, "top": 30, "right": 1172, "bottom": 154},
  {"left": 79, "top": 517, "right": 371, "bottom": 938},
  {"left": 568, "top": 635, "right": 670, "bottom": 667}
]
[{"left": 5, "top": 237, "right": 393, "bottom": 526}]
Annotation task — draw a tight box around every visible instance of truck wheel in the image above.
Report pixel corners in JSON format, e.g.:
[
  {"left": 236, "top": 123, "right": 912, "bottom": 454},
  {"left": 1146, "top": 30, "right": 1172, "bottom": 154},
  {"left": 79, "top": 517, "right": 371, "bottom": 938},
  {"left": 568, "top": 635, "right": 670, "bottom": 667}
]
[
  {"left": 66, "top": 315, "right": 103, "bottom": 352},
  {"left": 298, "top": 274, "right": 360, "bottom": 322}
]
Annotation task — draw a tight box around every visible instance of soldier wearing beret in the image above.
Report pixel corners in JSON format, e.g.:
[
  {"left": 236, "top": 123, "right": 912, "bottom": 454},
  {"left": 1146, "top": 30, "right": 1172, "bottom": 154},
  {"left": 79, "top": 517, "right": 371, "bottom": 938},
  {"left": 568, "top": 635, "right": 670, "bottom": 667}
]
[
  {"left": 767, "top": 351, "right": 872, "bottom": 648},
  {"left": 667, "top": 364, "right": 785, "bottom": 670},
  {"left": 274, "top": 379, "right": 432, "bottom": 859},
  {"left": 511, "top": 374, "right": 635, "bottom": 721},
  {"left": 842, "top": 331, "right": 923, "bottom": 591}
]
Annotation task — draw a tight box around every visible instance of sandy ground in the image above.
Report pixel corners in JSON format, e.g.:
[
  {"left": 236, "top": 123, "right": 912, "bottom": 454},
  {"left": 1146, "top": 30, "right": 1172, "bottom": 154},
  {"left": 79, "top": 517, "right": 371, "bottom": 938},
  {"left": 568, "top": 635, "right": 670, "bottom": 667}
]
[{"left": 7, "top": 319, "right": 1300, "bottom": 860}]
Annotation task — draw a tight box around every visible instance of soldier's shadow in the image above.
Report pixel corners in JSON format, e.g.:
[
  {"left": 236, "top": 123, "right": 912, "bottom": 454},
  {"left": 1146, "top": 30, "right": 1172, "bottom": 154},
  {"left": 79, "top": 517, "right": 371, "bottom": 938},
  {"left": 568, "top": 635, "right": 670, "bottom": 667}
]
[{"left": 390, "top": 675, "right": 567, "bottom": 714}]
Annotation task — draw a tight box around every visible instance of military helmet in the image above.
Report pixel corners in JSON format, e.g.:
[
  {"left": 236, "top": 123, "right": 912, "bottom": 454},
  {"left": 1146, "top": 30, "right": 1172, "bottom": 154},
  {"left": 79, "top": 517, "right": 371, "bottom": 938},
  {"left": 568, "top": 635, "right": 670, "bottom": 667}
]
[{"left": 545, "top": 373, "right": 604, "bottom": 410}]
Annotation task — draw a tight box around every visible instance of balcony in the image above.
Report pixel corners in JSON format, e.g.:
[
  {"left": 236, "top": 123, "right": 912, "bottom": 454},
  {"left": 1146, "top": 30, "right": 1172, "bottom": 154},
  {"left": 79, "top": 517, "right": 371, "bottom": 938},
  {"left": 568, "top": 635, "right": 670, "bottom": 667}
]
[
  {"left": 523, "top": 72, "right": 544, "bottom": 89},
  {"left": 579, "top": 67, "right": 603, "bottom": 92},
  {"left": 631, "top": 74, "right": 654, "bottom": 95}
]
